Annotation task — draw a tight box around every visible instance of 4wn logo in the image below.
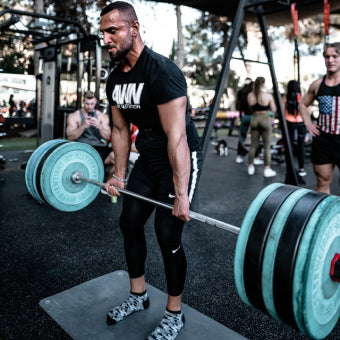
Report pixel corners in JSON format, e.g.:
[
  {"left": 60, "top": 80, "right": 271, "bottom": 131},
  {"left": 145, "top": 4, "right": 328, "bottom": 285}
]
[{"left": 112, "top": 83, "right": 144, "bottom": 109}]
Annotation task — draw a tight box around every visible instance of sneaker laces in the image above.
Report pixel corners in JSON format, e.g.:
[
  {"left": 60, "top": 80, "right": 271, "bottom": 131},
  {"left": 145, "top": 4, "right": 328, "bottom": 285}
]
[{"left": 147, "top": 310, "right": 185, "bottom": 340}]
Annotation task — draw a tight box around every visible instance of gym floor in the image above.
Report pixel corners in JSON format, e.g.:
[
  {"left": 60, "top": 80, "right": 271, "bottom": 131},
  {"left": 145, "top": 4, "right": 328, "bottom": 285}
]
[{"left": 1, "top": 135, "right": 339, "bottom": 340}]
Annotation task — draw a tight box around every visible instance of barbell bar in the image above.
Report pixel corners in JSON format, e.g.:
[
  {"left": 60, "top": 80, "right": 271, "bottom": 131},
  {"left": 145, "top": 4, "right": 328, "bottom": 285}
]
[
  {"left": 25, "top": 140, "right": 340, "bottom": 339},
  {"left": 71, "top": 171, "right": 241, "bottom": 235}
]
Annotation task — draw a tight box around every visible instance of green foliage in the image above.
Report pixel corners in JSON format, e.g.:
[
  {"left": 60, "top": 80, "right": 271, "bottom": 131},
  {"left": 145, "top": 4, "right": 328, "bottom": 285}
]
[
  {"left": 169, "top": 39, "right": 176, "bottom": 62},
  {"left": 183, "top": 12, "right": 239, "bottom": 92},
  {"left": 0, "top": 0, "right": 34, "bottom": 11},
  {"left": 1, "top": 54, "right": 27, "bottom": 74},
  {"left": 274, "top": 15, "right": 328, "bottom": 56},
  {"left": 44, "top": 0, "right": 98, "bottom": 33}
]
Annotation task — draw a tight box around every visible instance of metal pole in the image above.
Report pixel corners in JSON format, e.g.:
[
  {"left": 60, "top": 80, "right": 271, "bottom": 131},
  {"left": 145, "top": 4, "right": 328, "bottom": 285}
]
[
  {"left": 76, "top": 39, "right": 83, "bottom": 110},
  {"left": 73, "top": 172, "right": 240, "bottom": 235},
  {"left": 257, "top": 11, "right": 299, "bottom": 186},
  {"left": 201, "top": 0, "right": 247, "bottom": 161},
  {"left": 95, "top": 39, "right": 102, "bottom": 100}
]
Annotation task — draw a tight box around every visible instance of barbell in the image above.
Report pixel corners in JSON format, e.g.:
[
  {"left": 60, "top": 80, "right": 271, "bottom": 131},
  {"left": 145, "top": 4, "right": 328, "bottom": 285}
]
[{"left": 25, "top": 140, "right": 340, "bottom": 340}]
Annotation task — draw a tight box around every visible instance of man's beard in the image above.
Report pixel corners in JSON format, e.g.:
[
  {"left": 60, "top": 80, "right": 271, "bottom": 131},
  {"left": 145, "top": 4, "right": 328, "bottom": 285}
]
[
  {"left": 109, "top": 47, "right": 130, "bottom": 62},
  {"left": 109, "top": 35, "right": 133, "bottom": 62}
]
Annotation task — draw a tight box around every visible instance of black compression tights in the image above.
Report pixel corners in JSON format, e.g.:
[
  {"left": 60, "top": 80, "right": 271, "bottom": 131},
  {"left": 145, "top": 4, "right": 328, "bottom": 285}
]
[{"left": 119, "top": 159, "right": 187, "bottom": 297}]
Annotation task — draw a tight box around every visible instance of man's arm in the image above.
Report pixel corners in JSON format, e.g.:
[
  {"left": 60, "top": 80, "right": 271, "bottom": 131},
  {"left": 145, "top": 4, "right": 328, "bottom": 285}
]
[
  {"left": 105, "top": 106, "right": 131, "bottom": 196},
  {"left": 66, "top": 111, "right": 90, "bottom": 140},
  {"left": 96, "top": 113, "right": 112, "bottom": 140},
  {"left": 299, "top": 78, "right": 322, "bottom": 136},
  {"left": 158, "top": 96, "right": 191, "bottom": 221}
]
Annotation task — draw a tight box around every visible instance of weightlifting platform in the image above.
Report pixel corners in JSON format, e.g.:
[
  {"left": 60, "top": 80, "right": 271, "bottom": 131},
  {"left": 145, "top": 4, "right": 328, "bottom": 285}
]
[{"left": 40, "top": 270, "right": 248, "bottom": 340}]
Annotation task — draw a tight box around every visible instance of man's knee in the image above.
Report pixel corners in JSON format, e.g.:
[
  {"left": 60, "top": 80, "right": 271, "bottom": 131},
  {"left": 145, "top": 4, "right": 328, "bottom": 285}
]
[
  {"left": 314, "top": 164, "right": 334, "bottom": 193},
  {"left": 314, "top": 164, "right": 333, "bottom": 181}
]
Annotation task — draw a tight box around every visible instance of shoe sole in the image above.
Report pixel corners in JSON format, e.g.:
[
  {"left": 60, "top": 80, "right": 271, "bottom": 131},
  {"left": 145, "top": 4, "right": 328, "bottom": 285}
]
[{"left": 264, "top": 173, "right": 276, "bottom": 178}]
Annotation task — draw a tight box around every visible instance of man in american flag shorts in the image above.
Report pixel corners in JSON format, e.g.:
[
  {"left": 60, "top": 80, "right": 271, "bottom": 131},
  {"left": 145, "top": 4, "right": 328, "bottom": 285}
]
[{"left": 299, "top": 42, "right": 340, "bottom": 194}]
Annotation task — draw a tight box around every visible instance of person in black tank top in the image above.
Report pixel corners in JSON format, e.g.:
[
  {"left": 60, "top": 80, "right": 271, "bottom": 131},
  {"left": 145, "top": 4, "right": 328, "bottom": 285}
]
[
  {"left": 66, "top": 91, "right": 115, "bottom": 178},
  {"left": 299, "top": 42, "right": 340, "bottom": 194},
  {"left": 100, "top": 3, "right": 202, "bottom": 339}
]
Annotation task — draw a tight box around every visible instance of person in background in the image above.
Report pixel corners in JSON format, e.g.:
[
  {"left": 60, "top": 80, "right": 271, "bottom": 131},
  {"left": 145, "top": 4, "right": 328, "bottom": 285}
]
[
  {"left": 283, "top": 80, "right": 307, "bottom": 177},
  {"left": 17, "top": 100, "right": 26, "bottom": 118},
  {"left": 247, "top": 77, "right": 277, "bottom": 177},
  {"left": 1, "top": 99, "right": 7, "bottom": 115},
  {"left": 66, "top": 90, "right": 115, "bottom": 179},
  {"left": 235, "top": 78, "right": 253, "bottom": 163},
  {"left": 9, "top": 94, "right": 16, "bottom": 117},
  {"left": 235, "top": 78, "right": 264, "bottom": 165},
  {"left": 101, "top": 2, "right": 202, "bottom": 339},
  {"left": 299, "top": 42, "right": 340, "bottom": 194}
]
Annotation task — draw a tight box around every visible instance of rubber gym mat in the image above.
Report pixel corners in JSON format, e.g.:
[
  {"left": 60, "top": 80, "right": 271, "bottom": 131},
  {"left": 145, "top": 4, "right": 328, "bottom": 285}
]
[{"left": 40, "top": 270, "right": 248, "bottom": 340}]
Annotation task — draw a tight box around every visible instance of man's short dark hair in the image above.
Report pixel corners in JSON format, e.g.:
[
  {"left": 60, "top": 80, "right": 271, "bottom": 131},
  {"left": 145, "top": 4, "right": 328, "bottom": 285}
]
[{"left": 100, "top": 1, "right": 138, "bottom": 22}]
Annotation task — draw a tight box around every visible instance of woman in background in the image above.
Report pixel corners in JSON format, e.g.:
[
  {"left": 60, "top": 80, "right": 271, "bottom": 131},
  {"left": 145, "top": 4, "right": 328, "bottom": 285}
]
[
  {"left": 247, "top": 77, "right": 277, "bottom": 177},
  {"left": 284, "top": 80, "right": 307, "bottom": 177}
]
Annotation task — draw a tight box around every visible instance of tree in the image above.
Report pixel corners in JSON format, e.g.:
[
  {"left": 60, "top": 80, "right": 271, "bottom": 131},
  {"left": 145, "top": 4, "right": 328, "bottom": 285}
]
[
  {"left": 183, "top": 11, "right": 239, "bottom": 92},
  {"left": 271, "top": 11, "right": 340, "bottom": 57},
  {"left": 44, "top": 0, "right": 97, "bottom": 33},
  {"left": 175, "top": 5, "right": 184, "bottom": 69}
]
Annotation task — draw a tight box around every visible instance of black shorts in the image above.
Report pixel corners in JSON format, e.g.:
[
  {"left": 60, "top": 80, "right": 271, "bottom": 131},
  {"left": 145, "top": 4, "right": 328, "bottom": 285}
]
[
  {"left": 311, "top": 132, "right": 340, "bottom": 166},
  {"left": 127, "top": 148, "right": 202, "bottom": 205}
]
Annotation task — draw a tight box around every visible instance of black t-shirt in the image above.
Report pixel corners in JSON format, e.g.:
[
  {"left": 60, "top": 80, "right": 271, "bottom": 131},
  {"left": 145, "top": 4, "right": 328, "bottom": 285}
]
[
  {"left": 106, "top": 46, "right": 201, "bottom": 155},
  {"left": 106, "top": 46, "right": 187, "bottom": 131}
]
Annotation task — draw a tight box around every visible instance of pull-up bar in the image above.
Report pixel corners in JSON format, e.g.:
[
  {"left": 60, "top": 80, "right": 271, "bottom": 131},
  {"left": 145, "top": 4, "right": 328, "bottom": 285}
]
[
  {"left": 245, "top": 0, "right": 331, "bottom": 16},
  {"left": 232, "top": 56, "right": 270, "bottom": 65},
  {"left": 0, "top": 8, "right": 88, "bottom": 38},
  {"left": 0, "top": 15, "right": 20, "bottom": 31}
]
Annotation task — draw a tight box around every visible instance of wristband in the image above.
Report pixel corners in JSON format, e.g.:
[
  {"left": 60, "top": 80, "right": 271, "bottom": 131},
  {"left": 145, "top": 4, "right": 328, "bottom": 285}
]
[{"left": 112, "top": 174, "right": 127, "bottom": 183}]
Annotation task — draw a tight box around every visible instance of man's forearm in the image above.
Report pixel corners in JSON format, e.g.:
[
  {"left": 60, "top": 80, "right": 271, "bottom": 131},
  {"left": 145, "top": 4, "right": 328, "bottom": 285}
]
[
  {"left": 111, "top": 128, "right": 131, "bottom": 178},
  {"left": 66, "top": 124, "right": 86, "bottom": 140},
  {"left": 168, "top": 135, "right": 190, "bottom": 198}
]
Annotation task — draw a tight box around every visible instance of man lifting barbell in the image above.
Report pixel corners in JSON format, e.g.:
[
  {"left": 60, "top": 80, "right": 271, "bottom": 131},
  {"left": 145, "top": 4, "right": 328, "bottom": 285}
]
[
  {"left": 100, "top": 2, "right": 203, "bottom": 339},
  {"left": 24, "top": 1, "right": 340, "bottom": 338}
]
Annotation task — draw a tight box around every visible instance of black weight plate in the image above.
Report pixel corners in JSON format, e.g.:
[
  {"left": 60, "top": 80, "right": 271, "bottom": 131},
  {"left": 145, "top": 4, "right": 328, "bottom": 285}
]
[
  {"left": 273, "top": 190, "right": 327, "bottom": 329},
  {"left": 234, "top": 183, "right": 282, "bottom": 306},
  {"left": 243, "top": 184, "right": 299, "bottom": 313},
  {"left": 261, "top": 188, "right": 311, "bottom": 321}
]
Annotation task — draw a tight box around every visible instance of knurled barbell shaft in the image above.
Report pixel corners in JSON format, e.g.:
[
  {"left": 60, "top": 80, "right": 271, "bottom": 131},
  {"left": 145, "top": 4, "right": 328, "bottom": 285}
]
[{"left": 72, "top": 172, "right": 240, "bottom": 235}]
